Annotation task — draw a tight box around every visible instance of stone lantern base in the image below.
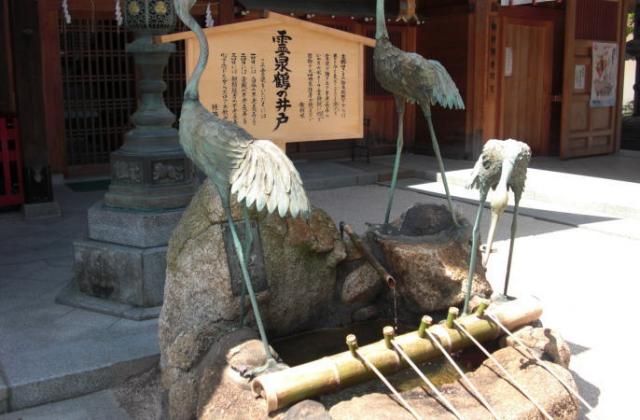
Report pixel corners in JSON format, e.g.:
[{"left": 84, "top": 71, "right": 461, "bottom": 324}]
[{"left": 57, "top": 34, "right": 197, "bottom": 320}]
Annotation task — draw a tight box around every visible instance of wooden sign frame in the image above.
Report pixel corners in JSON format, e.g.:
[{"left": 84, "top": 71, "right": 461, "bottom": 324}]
[{"left": 156, "top": 12, "right": 375, "bottom": 149}]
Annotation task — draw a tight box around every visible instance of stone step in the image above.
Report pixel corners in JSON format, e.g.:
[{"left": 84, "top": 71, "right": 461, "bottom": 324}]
[
  {"left": 0, "top": 306, "right": 159, "bottom": 412},
  {"left": 0, "top": 390, "right": 131, "bottom": 420},
  {"left": 0, "top": 374, "right": 8, "bottom": 414}
]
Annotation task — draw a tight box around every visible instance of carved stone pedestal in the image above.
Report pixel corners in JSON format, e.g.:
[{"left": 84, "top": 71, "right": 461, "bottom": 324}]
[{"left": 59, "top": 28, "right": 196, "bottom": 319}]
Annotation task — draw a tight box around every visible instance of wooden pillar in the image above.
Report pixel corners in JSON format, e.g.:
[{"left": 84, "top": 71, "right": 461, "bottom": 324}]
[
  {"left": 218, "top": 0, "right": 235, "bottom": 24},
  {"left": 38, "top": 0, "right": 66, "bottom": 175},
  {"left": 9, "top": 0, "right": 59, "bottom": 215},
  {"left": 466, "top": 0, "right": 493, "bottom": 159},
  {"left": 0, "top": 0, "right": 16, "bottom": 116}
]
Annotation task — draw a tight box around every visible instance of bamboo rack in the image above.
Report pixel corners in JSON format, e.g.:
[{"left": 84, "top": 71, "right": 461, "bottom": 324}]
[{"left": 252, "top": 297, "right": 543, "bottom": 413}]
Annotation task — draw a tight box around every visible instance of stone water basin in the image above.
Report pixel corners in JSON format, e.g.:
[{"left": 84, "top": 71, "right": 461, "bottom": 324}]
[
  {"left": 271, "top": 319, "right": 481, "bottom": 392},
  {"left": 260, "top": 320, "right": 580, "bottom": 420}
]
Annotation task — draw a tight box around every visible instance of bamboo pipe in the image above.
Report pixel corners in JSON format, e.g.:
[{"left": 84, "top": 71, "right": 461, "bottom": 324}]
[
  {"left": 252, "top": 297, "right": 543, "bottom": 413},
  {"left": 342, "top": 223, "right": 396, "bottom": 288}
]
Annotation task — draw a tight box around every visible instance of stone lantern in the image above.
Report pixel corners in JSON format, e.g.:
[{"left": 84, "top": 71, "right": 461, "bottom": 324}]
[
  {"left": 60, "top": 0, "right": 197, "bottom": 319},
  {"left": 106, "top": 0, "right": 193, "bottom": 209}
]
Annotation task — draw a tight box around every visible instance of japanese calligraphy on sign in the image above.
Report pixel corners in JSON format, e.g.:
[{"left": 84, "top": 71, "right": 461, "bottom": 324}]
[
  {"left": 166, "top": 12, "right": 375, "bottom": 149},
  {"left": 272, "top": 30, "right": 292, "bottom": 130}
]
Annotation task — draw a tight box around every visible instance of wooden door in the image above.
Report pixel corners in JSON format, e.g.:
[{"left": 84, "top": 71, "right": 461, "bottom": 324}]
[
  {"left": 499, "top": 17, "right": 553, "bottom": 155},
  {"left": 560, "top": 0, "right": 625, "bottom": 158}
]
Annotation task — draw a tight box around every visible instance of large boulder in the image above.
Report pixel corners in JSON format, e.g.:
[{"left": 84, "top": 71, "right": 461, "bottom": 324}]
[
  {"left": 503, "top": 326, "right": 572, "bottom": 369},
  {"left": 367, "top": 204, "right": 492, "bottom": 313},
  {"left": 159, "top": 180, "right": 346, "bottom": 420}
]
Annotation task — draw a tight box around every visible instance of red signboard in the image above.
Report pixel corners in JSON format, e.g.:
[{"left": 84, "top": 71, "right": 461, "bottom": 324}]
[{"left": 0, "top": 117, "right": 24, "bottom": 207}]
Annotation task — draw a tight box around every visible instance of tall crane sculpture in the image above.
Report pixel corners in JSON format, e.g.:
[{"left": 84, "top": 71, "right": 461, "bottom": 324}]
[
  {"left": 174, "top": 0, "right": 310, "bottom": 376},
  {"left": 462, "top": 139, "right": 531, "bottom": 314},
  {"left": 374, "top": 0, "right": 465, "bottom": 227}
]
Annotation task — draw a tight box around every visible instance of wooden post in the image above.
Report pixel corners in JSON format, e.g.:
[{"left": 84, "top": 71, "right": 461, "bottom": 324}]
[
  {"left": 466, "top": 0, "right": 493, "bottom": 159},
  {"left": 8, "top": 0, "right": 59, "bottom": 215},
  {"left": 38, "top": 0, "right": 66, "bottom": 175},
  {"left": 218, "top": 0, "right": 235, "bottom": 24},
  {"left": 0, "top": 0, "right": 16, "bottom": 116}
]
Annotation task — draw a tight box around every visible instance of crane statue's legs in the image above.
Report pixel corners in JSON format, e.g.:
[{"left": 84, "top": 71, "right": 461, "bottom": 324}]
[
  {"left": 503, "top": 197, "right": 520, "bottom": 296},
  {"left": 463, "top": 190, "right": 488, "bottom": 314},
  {"left": 482, "top": 201, "right": 502, "bottom": 267},
  {"left": 423, "top": 105, "right": 460, "bottom": 228},
  {"left": 219, "top": 187, "right": 284, "bottom": 377},
  {"left": 239, "top": 206, "right": 254, "bottom": 327},
  {"left": 383, "top": 97, "right": 406, "bottom": 226}
]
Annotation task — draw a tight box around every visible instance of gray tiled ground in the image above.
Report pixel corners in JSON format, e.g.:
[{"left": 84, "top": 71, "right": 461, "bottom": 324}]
[
  {"left": 1, "top": 153, "right": 639, "bottom": 418},
  {"left": 0, "top": 187, "right": 159, "bottom": 411}
]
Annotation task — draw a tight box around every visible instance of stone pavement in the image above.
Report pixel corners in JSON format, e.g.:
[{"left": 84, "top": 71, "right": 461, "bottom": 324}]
[
  {"left": 1, "top": 152, "right": 639, "bottom": 418},
  {"left": 0, "top": 186, "right": 159, "bottom": 412}
]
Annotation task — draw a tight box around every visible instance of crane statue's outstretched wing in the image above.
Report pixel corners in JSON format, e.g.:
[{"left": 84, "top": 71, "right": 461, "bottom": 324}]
[{"left": 230, "top": 140, "right": 310, "bottom": 218}]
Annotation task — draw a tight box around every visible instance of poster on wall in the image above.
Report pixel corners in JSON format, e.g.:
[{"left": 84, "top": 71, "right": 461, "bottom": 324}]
[
  {"left": 574, "top": 64, "right": 586, "bottom": 90},
  {"left": 590, "top": 42, "right": 618, "bottom": 107}
]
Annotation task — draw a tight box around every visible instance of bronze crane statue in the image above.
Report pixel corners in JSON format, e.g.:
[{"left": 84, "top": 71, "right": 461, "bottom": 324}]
[
  {"left": 374, "top": 0, "right": 464, "bottom": 227},
  {"left": 174, "top": 0, "right": 310, "bottom": 376},
  {"left": 463, "top": 139, "right": 531, "bottom": 313}
]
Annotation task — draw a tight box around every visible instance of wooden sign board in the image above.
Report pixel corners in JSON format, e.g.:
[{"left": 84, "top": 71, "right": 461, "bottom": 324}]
[{"left": 157, "top": 12, "right": 375, "bottom": 149}]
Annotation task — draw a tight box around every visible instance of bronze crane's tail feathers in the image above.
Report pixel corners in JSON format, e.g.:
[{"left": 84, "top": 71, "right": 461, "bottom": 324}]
[
  {"left": 230, "top": 140, "right": 311, "bottom": 219},
  {"left": 427, "top": 60, "right": 465, "bottom": 110}
]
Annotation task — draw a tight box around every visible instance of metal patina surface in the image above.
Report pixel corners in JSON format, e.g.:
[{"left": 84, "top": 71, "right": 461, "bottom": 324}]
[{"left": 223, "top": 221, "right": 268, "bottom": 297}]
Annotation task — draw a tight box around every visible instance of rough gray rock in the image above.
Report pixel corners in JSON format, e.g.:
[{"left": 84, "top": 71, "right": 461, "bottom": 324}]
[
  {"left": 159, "top": 180, "right": 346, "bottom": 420},
  {"left": 284, "top": 400, "right": 331, "bottom": 420},
  {"left": 196, "top": 329, "right": 270, "bottom": 420},
  {"left": 351, "top": 305, "right": 379, "bottom": 322},
  {"left": 368, "top": 204, "right": 492, "bottom": 313},
  {"left": 114, "top": 366, "right": 162, "bottom": 420},
  {"left": 340, "top": 262, "right": 382, "bottom": 305},
  {"left": 197, "top": 329, "right": 331, "bottom": 420},
  {"left": 503, "top": 326, "right": 572, "bottom": 368}
]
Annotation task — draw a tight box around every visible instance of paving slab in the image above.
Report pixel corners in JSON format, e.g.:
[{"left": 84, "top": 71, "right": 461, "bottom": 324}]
[
  {"left": 394, "top": 178, "right": 640, "bottom": 240},
  {"left": 0, "top": 370, "right": 8, "bottom": 414},
  {"left": 0, "top": 185, "right": 160, "bottom": 412},
  {"left": 371, "top": 152, "right": 640, "bottom": 220},
  {"left": 0, "top": 390, "right": 130, "bottom": 420}
]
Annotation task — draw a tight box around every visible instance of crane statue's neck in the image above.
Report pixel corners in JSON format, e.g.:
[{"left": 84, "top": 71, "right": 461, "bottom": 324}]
[
  {"left": 376, "top": 0, "right": 389, "bottom": 40},
  {"left": 176, "top": 5, "right": 208, "bottom": 101}
]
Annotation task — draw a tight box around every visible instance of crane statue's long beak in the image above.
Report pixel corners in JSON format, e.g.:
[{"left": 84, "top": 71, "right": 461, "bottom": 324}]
[{"left": 482, "top": 159, "right": 515, "bottom": 267}]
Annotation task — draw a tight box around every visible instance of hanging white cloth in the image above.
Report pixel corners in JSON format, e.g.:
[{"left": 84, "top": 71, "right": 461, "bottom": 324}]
[
  {"left": 62, "top": 0, "right": 71, "bottom": 24},
  {"left": 115, "top": 0, "right": 123, "bottom": 26},
  {"left": 205, "top": 2, "right": 215, "bottom": 28}
]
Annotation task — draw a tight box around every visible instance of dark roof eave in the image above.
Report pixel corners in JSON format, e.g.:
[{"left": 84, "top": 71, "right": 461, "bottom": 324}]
[{"left": 237, "top": 0, "right": 398, "bottom": 18}]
